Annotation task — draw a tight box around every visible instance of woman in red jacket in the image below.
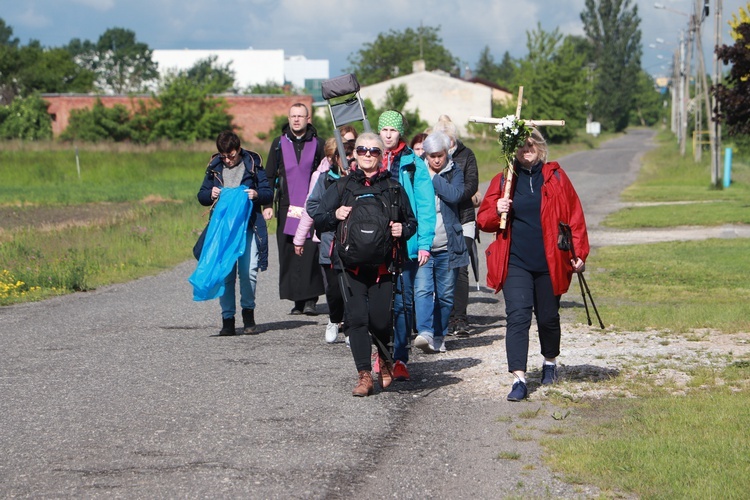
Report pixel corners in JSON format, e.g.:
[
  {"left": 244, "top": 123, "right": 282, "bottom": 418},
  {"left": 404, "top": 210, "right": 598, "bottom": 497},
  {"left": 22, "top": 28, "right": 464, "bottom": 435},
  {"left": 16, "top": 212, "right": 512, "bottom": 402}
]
[{"left": 477, "top": 127, "right": 589, "bottom": 401}]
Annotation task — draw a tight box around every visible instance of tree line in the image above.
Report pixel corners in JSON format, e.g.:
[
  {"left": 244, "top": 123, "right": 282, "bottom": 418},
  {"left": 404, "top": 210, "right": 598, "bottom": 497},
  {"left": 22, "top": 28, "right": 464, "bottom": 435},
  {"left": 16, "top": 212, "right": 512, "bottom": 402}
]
[{"left": 1, "top": 0, "right": 747, "bottom": 144}]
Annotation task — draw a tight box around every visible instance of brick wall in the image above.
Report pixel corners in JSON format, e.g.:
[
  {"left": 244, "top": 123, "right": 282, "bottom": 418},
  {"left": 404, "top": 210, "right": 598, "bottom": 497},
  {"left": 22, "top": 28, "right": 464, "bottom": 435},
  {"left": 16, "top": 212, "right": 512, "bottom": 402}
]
[{"left": 42, "top": 94, "right": 313, "bottom": 143}]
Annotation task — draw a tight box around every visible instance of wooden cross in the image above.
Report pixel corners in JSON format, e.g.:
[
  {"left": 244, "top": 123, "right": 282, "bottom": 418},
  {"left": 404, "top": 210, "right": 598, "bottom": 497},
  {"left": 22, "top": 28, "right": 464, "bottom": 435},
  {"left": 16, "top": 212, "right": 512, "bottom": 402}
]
[{"left": 469, "top": 86, "right": 565, "bottom": 230}]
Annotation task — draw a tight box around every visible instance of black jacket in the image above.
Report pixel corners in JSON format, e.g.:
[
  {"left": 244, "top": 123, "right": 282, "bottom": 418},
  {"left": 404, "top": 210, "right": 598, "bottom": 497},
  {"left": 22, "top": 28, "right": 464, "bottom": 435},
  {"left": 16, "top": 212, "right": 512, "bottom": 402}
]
[{"left": 452, "top": 140, "right": 479, "bottom": 225}]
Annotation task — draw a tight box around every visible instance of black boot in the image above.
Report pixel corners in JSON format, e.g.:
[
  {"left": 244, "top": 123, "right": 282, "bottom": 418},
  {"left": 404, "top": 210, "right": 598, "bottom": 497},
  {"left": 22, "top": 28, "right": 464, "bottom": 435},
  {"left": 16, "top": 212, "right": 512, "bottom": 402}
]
[
  {"left": 242, "top": 308, "right": 256, "bottom": 335},
  {"left": 219, "top": 317, "right": 235, "bottom": 336}
]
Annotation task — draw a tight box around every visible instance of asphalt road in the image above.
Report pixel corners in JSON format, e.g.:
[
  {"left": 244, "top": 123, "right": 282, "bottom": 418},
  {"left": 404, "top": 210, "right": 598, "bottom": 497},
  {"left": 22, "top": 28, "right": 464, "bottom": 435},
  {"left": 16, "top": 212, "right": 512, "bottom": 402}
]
[{"left": 1, "top": 130, "right": 654, "bottom": 499}]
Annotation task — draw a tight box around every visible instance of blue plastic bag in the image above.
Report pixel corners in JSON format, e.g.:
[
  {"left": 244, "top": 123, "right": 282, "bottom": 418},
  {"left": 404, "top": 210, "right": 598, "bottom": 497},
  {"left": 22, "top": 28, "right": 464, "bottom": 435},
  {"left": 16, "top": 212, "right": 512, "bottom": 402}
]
[{"left": 189, "top": 187, "right": 252, "bottom": 301}]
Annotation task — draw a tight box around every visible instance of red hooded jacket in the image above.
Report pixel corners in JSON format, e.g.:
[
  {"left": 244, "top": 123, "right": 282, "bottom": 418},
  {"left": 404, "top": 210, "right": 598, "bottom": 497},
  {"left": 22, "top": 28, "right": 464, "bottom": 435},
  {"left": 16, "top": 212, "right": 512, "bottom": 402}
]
[{"left": 477, "top": 161, "right": 589, "bottom": 296}]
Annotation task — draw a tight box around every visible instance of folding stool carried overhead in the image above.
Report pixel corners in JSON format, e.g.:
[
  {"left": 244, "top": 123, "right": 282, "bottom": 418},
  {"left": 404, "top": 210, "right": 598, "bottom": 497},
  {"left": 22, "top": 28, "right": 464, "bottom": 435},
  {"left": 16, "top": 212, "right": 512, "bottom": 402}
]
[{"left": 320, "top": 73, "right": 371, "bottom": 169}]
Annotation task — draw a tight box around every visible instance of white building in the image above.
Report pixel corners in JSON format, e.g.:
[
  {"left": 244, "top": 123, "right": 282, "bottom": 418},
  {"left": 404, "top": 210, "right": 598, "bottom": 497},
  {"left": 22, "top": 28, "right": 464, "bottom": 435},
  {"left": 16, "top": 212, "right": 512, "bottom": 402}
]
[
  {"left": 151, "top": 49, "right": 328, "bottom": 92},
  {"left": 359, "top": 65, "right": 492, "bottom": 137},
  {"left": 284, "top": 55, "right": 329, "bottom": 91}
]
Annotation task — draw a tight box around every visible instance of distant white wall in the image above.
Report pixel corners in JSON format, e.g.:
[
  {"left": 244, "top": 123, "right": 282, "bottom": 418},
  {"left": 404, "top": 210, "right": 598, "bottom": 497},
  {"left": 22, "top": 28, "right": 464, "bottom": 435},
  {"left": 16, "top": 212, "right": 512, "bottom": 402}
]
[
  {"left": 284, "top": 56, "right": 329, "bottom": 90},
  {"left": 152, "top": 49, "right": 285, "bottom": 90},
  {"left": 360, "top": 71, "right": 492, "bottom": 137}
]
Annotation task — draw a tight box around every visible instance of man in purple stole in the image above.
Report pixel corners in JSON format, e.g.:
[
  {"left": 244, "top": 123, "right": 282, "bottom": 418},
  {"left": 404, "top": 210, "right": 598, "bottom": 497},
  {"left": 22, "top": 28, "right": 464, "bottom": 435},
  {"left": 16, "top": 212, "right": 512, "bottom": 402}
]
[{"left": 264, "top": 103, "right": 326, "bottom": 315}]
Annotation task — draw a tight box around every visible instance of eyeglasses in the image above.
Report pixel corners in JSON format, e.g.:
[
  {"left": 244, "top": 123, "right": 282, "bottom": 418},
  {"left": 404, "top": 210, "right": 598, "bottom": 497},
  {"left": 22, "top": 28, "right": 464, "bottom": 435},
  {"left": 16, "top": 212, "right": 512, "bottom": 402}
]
[
  {"left": 356, "top": 146, "right": 382, "bottom": 157},
  {"left": 219, "top": 151, "right": 238, "bottom": 161}
]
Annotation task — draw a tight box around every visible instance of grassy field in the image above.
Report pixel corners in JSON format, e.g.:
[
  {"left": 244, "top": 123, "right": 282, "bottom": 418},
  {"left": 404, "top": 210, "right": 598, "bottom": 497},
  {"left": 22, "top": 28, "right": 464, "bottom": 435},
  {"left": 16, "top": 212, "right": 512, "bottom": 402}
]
[{"left": 541, "top": 130, "right": 750, "bottom": 498}]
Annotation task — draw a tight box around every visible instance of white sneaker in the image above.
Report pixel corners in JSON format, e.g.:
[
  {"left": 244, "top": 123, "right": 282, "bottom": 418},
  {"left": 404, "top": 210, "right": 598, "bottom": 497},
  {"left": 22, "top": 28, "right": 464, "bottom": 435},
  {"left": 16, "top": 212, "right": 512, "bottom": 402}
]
[
  {"left": 345, "top": 336, "right": 350, "bottom": 348},
  {"left": 414, "top": 333, "right": 436, "bottom": 353},
  {"left": 437, "top": 337, "right": 447, "bottom": 353},
  {"left": 325, "top": 321, "right": 339, "bottom": 343}
]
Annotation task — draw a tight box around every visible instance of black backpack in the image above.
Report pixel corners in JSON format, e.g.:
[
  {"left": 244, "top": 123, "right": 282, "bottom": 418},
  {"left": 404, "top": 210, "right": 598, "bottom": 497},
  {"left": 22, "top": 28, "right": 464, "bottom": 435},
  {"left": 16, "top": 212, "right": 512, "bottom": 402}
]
[{"left": 336, "top": 176, "right": 399, "bottom": 268}]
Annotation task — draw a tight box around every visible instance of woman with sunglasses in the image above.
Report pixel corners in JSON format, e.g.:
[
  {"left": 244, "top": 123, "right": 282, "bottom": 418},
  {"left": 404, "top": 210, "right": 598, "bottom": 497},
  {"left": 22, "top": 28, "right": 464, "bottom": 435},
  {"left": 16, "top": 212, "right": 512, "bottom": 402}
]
[
  {"left": 293, "top": 137, "right": 356, "bottom": 344},
  {"left": 312, "top": 132, "right": 417, "bottom": 397}
]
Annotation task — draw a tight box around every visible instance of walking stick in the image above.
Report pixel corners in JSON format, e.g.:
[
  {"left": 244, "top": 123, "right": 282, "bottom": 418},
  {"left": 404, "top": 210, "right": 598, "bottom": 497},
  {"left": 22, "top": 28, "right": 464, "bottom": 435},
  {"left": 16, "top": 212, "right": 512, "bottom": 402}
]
[{"left": 559, "top": 223, "right": 605, "bottom": 329}]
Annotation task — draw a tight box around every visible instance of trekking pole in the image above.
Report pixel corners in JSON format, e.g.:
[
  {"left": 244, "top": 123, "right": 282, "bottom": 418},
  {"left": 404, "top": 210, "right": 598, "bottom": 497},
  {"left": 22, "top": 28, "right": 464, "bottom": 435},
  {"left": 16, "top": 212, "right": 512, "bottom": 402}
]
[{"left": 560, "top": 223, "right": 605, "bottom": 329}]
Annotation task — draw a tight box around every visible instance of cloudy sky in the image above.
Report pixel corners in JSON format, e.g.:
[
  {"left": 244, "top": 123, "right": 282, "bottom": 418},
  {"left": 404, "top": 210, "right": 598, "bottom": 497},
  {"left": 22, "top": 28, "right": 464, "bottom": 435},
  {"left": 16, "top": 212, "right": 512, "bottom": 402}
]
[{"left": 2, "top": 0, "right": 746, "bottom": 81}]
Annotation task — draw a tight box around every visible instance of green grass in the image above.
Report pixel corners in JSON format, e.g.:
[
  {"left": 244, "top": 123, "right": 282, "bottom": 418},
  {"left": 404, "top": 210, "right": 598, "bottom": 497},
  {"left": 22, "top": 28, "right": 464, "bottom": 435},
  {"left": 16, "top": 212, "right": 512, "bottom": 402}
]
[
  {"left": 574, "top": 238, "right": 750, "bottom": 333},
  {"left": 0, "top": 202, "right": 202, "bottom": 304},
  {"left": 603, "top": 130, "right": 750, "bottom": 228},
  {"left": 544, "top": 367, "right": 750, "bottom": 499}
]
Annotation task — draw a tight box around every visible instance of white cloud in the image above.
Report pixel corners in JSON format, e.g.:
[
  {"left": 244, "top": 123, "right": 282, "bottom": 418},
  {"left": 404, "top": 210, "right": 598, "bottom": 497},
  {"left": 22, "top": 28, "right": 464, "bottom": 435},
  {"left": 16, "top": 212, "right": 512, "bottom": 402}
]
[{"left": 71, "top": 0, "right": 115, "bottom": 10}]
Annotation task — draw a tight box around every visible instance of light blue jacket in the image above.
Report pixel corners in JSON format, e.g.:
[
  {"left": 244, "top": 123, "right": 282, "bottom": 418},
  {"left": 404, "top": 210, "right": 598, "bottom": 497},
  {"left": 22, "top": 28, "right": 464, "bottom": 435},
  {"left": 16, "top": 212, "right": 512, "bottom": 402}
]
[{"left": 389, "top": 146, "right": 437, "bottom": 260}]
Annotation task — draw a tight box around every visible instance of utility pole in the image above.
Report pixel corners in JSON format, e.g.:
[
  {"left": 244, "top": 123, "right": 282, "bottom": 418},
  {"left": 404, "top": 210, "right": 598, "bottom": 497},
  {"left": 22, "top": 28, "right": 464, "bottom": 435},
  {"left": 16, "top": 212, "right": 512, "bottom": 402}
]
[{"left": 711, "top": 0, "right": 723, "bottom": 187}]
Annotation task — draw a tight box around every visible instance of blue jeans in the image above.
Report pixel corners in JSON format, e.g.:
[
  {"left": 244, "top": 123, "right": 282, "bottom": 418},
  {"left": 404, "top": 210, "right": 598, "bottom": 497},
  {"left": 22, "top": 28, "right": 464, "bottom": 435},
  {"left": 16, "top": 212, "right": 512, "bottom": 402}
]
[
  {"left": 393, "top": 259, "right": 418, "bottom": 363},
  {"left": 414, "top": 251, "right": 457, "bottom": 340},
  {"left": 220, "top": 228, "right": 259, "bottom": 318}
]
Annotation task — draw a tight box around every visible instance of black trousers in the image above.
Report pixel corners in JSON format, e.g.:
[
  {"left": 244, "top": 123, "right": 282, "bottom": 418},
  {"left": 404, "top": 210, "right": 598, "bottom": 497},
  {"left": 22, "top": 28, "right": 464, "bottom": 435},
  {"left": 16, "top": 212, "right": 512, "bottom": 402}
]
[
  {"left": 323, "top": 266, "right": 345, "bottom": 324},
  {"left": 339, "top": 268, "right": 393, "bottom": 372},
  {"left": 450, "top": 236, "right": 475, "bottom": 324},
  {"left": 503, "top": 264, "right": 561, "bottom": 373}
]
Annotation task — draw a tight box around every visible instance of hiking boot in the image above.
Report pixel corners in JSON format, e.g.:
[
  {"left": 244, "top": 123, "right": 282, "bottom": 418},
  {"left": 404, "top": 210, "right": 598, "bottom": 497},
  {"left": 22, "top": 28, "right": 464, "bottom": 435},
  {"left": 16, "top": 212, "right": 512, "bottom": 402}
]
[
  {"left": 541, "top": 364, "right": 558, "bottom": 385},
  {"left": 352, "top": 370, "right": 373, "bottom": 397},
  {"left": 393, "top": 360, "right": 410, "bottom": 381},
  {"left": 325, "top": 322, "right": 339, "bottom": 343},
  {"left": 218, "top": 317, "right": 235, "bottom": 336},
  {"left": 303, "top": 299, "right": 318, "bottom": 316},
  {"left": 378, "top": 356, "right": 393, "bottom": 390},
  {"left": 241, "top": 308, "right": 256, "bottom": 335},
  {"left": 414, "top": 333, "right": 436, "bottom": 354},
  {"left": 507, "top": 381, "right": 528, "bottom": 402}
]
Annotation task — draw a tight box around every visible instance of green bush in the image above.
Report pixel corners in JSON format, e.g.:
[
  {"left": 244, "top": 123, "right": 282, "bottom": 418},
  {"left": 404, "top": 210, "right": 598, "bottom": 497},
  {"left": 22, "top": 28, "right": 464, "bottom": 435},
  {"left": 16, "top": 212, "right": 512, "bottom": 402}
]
[{"left": 0, "top": 94, "right": 52, "bottom": 140}]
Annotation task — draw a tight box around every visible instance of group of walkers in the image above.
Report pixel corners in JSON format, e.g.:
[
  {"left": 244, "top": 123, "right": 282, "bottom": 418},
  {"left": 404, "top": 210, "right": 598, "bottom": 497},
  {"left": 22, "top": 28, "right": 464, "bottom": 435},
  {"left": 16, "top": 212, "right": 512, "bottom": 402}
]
[{"left": 195, "top": 103, "right": 589, "bottom": 402}]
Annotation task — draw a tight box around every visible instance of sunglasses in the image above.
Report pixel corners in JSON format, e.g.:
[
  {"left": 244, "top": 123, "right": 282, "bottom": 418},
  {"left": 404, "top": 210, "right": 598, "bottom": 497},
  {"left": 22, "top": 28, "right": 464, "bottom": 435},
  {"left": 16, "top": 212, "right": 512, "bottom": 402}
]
[
  {"left": 219, "top": 151, "right": 238, "bottom": 161},
  {"left": 356, "top": 146, "right": 382, "bottom": 157}
]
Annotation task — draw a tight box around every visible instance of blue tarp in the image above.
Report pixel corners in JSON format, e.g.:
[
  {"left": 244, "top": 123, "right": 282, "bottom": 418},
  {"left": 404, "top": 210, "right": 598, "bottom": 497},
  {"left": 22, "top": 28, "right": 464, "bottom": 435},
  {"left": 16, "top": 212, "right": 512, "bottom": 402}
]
[{"left": 189, "top": 187, "right": 252, "bottom": 301}]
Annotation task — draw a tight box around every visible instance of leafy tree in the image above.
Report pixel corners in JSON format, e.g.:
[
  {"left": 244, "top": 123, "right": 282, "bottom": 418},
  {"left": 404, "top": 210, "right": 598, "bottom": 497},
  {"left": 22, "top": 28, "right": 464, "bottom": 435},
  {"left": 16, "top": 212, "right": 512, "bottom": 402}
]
[
  {"left": 713, "top": 22, "right": 750, "bottom": 136},
  {"left": 15, "top": 41, "right": 95, "bottom": 95},
  {"left": 243, "top": 81, "right": 287, "bottom": 94},
  {"left": 0, "top": 93, "right": 52, "bottom": 140},
  {"left": 347, "top": 26, "right": 458, "bottom": 85},
  {"left": 0, "top": 18, "right": 21, "bottom": 104},
  {"left": 72, "top": 28, "right": 158, "bottom": 94},
  {"left": 60, "top": 98, "right": 133, "bottom": 142},
  {"left": 475, "top": 46, "right": 503, "bottom": 83},
  {"left": 581, "top": 0, "right": 642, "bottom": 132},
  {"left": 513, "top": 24, "right": 586, "bottom": 143},
  {"left": 496, "top": 51, "right": 517, "bottom": 88},
  {"left": 148, "top": 73, "right": 232, "bottom": 142},
  {"left": 184, "top": 55, "right": 236, "bottom": 94},
  {"left": 630, "top": 70, "right": 665, "bottom": 127}
]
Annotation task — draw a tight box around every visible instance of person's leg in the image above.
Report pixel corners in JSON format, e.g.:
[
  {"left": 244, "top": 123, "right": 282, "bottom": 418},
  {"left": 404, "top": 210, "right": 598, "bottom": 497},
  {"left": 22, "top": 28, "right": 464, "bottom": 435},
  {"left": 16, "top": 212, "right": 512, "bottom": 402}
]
[
  {"left": 503, "top": 265, "right": 535, "bottom": 375},
  {"left": 238, "top": 230, "right": 258, "bottom": 311},
  {"left": 413, "top": 256, "right": 436, "bottom": 337},
  {"left": 219, "top": 262, "right": 238, "bottom": 320},
  {"left": 533, "top": 271, "right": 561, "bottom": 383},
  {"left": 368, "top": 272, "right": 395, "bottom": 389},
  {"left": 450, "top": 263, "right": 469, "bottom": 329},
  {"left": 392, "top": 260, "right": 416, "bottom": 364},
  {"left": 324, "top": 266, "right": 345, "bottom": 324},
  {"left": 340, "top": 270, "right": 372, "bottom": 372},
  {"left": 432, "top": 251, "right": 457, "bottom": 346},
  {"left": 238, "top": 230, "right": 259, "bottom": 334}
]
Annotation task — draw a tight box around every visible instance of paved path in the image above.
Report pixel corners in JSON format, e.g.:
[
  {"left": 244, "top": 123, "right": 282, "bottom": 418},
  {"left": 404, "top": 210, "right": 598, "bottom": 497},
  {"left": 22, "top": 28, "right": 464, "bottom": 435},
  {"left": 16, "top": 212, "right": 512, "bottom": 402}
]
[{"left": 1, "top": 129, "right": 745, "bottom": 498}]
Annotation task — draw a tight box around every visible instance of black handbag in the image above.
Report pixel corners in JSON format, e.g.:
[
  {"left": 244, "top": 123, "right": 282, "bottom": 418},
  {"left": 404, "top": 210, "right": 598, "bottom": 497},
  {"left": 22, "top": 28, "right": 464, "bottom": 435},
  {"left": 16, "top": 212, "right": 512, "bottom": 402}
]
[{"left": 193, "top": 225, "right": 208, "bottom": 260}]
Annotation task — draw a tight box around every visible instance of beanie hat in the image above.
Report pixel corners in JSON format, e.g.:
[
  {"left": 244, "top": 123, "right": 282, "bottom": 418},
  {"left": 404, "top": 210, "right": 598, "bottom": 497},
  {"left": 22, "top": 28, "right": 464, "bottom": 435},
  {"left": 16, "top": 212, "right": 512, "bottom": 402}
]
[{"left": 378, "top": 110, "right": 404, "bottom": 135}]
